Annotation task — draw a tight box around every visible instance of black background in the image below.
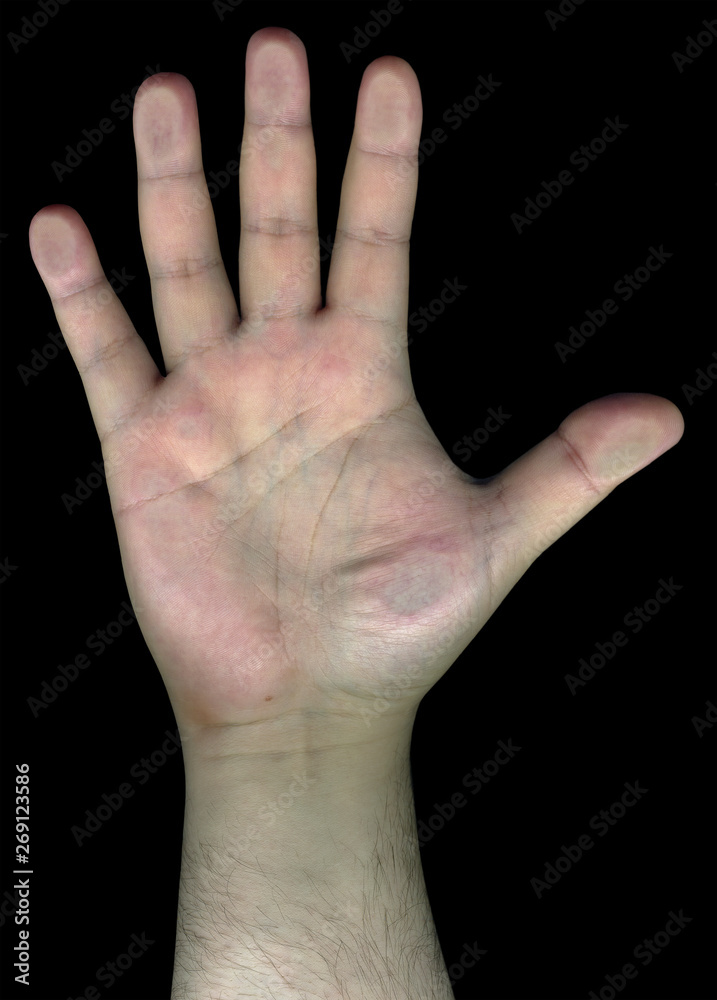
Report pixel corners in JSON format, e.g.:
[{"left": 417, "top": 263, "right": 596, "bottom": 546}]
[{"left": 1, "top": 2, "right": 715, "bottom": 999}]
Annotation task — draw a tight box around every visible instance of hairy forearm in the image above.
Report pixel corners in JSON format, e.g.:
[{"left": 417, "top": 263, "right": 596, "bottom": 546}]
[{"left": 171, "top": 717, "right": 454, "bottom": 1000}]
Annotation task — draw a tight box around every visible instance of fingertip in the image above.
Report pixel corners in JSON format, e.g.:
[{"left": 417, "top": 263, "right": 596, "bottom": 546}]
[
  {"left": 363, "top": 54, "right": 418, "bottom": 81},
  {"left": 30, "top": 204, "right": 77, "bottom": 231},
  {"left": 654, "top": 394, "right": 685, "bottom": 448},
  {"left": 244, "top": 27, "right": 310, "bottom": 126},
  {"left": 355, "top": 56, "right": 422, "bottom": 155},
  {"left": 594, "top": 391, "right": 685, "bottom": 446},
  {"left": 560, "top": 392, "right": 685, "bottom": 483},
  {"left": 135, "top": 71, "right": 193, "bottom": 103},
  {"left": 360, "top": 54, "right": 420, "bottom": 106},
  {"left": 245, "top": 26, "right": 308, "bottom": 76},
  {"left": 247, "top": 26, "right": 305, "bottom": 51},
  {"left": 133, "top": 73, "right": 200, "bottom": 171},
  {"left": 29, "top": 207, "right": 81, "bottom": 277}
]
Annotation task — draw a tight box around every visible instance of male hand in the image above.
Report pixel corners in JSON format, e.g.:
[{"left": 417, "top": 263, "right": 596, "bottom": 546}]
[{"left": 29, "top": 28, "right": 683, "bottom": 750}]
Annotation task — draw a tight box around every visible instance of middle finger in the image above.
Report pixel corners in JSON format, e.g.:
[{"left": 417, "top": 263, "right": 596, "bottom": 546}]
[{"left": 238, "top": 28, "right": 321, "bottom": 333}]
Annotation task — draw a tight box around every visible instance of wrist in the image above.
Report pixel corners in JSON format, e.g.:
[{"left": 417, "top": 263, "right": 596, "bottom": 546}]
[
  {"left": 178, "top": 709, "right": 418, "bottom": 873},
  {"left": 171, "top": 710, "right": 454, "bottom": 999}
]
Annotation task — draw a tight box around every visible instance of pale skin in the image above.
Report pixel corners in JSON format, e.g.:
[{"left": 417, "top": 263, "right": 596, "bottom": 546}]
[{"left": 30, "top": 26, "right": 683, "bottom": 1000}]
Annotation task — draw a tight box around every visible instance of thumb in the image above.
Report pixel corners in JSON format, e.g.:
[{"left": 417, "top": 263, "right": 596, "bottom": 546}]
[{"left": 486, "top": 392, "right": 684, "bottom": 591}]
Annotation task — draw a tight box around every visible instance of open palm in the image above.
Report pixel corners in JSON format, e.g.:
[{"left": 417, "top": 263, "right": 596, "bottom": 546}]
[{"left": 29, "top": 29, "right": 683, "bottom": 742}]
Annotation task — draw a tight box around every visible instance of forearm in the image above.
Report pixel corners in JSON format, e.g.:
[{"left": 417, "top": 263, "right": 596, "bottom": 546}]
[{"left": 170, "top": 717, "right": 454, "bottom": 1000}]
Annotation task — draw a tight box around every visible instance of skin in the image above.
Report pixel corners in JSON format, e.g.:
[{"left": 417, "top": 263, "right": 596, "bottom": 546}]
[{"left": 29, "top": 26, "right": 684, "bottom": 996}]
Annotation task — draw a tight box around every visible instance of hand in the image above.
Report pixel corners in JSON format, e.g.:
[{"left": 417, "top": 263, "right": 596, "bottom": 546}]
[{"left": 29, "top": 27, "right": 683, "bottom": 748}]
